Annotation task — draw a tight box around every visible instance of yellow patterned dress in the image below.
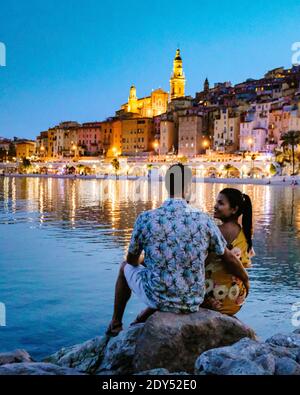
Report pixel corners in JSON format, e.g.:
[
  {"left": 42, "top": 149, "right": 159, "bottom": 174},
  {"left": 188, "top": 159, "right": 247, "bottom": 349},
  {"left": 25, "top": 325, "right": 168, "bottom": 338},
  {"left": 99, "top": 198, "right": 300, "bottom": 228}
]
[{"left": 202, "top": 229, "right": 254, "bottom": 316}]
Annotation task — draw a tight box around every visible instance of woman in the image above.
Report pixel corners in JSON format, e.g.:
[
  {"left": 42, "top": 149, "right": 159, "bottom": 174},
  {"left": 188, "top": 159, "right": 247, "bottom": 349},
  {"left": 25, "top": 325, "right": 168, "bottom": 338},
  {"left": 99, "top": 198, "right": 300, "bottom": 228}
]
[{"left": 201, "top": 188, "right": 255, "bottom": 316}]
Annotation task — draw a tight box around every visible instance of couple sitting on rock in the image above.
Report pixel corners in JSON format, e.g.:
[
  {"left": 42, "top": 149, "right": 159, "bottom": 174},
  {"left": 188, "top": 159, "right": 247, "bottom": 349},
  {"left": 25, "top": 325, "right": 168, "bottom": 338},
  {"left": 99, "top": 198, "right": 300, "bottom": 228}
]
[{"left": 106, "top": 163, "right": 255, "bottom": 337}]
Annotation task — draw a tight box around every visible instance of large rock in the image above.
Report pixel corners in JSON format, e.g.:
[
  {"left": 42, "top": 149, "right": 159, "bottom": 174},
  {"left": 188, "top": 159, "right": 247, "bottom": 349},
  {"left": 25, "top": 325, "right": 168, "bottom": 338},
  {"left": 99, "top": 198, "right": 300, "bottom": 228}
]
[
  {"left": 133, "top": 308, "right": 256, "bottom": 374},
  {"left": 195, "top": 336, "right": 300, "bottom": 375},
  {"left": 44, "top": 336, "right": 109, "bottom": 374},
  {"left": 266, "top": 332, "right": 300, "bottom": 348},
  {"left": 0, "top": 350, "right": 33, "bottom": 365},
  {"left": 97, "top": 324, "right": 145, "bottom": 375},
  {"left": 195, "top": 338, "right": 276, "bottom": 375},
  {"left": 0, "top": 362, "right": 84, "bottom": 375}
]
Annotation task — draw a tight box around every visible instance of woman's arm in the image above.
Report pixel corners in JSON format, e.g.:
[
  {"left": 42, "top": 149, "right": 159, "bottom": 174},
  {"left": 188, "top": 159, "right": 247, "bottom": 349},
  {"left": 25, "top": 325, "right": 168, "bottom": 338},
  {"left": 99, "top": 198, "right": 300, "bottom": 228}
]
[{"left": 221, "top": 247, "right": 250, "bottom": 295}]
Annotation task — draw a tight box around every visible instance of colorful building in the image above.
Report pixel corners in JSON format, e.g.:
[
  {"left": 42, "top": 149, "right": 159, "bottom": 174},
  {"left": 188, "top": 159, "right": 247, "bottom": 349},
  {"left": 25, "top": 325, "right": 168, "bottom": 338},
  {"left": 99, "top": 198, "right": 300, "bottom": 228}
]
[
  {"left": 178, "top": 113, "right": 206, "bottom": 157},
  {"left": 213, "top": 108, "right": 240, "bottom": 152},
  {"left": 15, "top": 140, "right": 36, "bottom": 160},
  {"left": 77, "top": 122, "right": 103, "bottom": 155},
  {"left": 159, "top": 117, "right": 176, "bottom": 155},
  {"left": 120, "top": 118, "right": 154, "bottom": 156}
]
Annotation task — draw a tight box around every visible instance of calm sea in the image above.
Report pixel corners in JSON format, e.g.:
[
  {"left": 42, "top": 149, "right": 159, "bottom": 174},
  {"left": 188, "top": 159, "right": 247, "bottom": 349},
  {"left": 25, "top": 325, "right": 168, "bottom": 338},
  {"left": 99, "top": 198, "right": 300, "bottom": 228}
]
[{"left": 0, "top": 176, "right": 299, "bottom": 360}]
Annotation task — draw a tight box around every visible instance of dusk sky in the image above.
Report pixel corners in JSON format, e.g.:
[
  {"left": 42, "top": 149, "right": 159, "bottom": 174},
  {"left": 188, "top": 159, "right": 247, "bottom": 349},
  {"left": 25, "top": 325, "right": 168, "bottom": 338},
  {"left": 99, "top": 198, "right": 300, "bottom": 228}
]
[{"left": 0, "top": 0, "right": 300, "bottom": 139}]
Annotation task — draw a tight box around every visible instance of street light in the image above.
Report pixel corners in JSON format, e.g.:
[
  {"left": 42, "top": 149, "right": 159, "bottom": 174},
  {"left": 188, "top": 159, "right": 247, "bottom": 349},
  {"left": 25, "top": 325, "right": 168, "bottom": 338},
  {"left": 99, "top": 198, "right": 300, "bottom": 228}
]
[
  {"left": 71, "top": 144, "right": 77, "bottom": 159},
  {"left": 247, "top": 137, "right": 253, "bottom": 152},
  {"left": 40, "top": 146, "right": 45, "bottom": 161},
  {"left": 153, "top": 141, "right": 159, "bottom": 157}
]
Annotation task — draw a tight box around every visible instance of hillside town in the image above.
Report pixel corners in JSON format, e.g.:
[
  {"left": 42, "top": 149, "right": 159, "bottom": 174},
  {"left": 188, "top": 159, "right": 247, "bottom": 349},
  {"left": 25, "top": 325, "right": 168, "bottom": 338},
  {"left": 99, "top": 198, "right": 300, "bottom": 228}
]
[{"left": 1, "top": 49, "right": 300, "bottom": 178}]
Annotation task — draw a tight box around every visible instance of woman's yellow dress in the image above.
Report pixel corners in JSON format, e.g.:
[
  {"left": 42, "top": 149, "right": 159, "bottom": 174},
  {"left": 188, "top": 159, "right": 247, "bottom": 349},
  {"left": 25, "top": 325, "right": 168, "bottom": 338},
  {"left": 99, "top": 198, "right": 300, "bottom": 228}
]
[{"left": 202, "top": 228, "right": 254, "bottom": 316}]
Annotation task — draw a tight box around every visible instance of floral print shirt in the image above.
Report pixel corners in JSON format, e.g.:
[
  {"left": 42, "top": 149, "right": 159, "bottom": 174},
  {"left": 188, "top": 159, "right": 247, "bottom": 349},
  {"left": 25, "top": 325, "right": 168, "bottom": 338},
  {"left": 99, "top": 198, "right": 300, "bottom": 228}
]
[{"left": 128, "top": 198, "right": 227, "bottom": 313}]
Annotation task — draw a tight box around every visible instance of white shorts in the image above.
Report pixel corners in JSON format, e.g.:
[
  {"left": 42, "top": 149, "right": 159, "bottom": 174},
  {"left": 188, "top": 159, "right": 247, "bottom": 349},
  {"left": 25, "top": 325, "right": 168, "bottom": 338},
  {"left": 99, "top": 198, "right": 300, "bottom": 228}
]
[{"left": 124, "top": 263, "right": 157, "bottom": 309}]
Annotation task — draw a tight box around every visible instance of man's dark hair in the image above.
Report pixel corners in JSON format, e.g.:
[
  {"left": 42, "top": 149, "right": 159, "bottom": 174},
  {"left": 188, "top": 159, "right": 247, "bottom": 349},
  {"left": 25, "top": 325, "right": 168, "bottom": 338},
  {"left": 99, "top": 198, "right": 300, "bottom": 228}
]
[{"left": 165, "top": 163, "right": 192, "bottom": 198}]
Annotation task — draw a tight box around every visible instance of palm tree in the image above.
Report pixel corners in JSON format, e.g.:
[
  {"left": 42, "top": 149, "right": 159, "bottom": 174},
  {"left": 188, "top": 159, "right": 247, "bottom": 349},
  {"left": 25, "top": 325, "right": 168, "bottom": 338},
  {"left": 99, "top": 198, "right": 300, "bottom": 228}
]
[
  {"left": 111, "top": 158, "right": 120, "bottom": 178},
  {"left": 177, "top": 156, "right": 188, "bottom": 164},
  {"left": 281, "top": 131, "right": 300, "bottom": 175},
  {"left": 223, "top": 164, "right": 232, "bottom": 178},
  {"left": 251, "top": 153, "right": 257, "bottom": 170},
  {"left": 147, "top": 163, "right": 153, "bottom": 178}
]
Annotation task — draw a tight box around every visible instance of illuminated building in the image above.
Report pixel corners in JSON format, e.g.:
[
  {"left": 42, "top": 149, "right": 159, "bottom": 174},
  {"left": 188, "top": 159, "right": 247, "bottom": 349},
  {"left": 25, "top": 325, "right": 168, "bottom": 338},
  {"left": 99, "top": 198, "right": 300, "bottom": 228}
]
[{"left": 170, "top": 49, "right": 186, "bottom": 100}]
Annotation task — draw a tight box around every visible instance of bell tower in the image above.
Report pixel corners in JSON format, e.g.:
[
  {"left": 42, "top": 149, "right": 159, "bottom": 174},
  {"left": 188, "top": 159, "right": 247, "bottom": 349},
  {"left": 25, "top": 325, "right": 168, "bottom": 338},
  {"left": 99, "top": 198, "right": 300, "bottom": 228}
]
[
  {"left": 128, "top": 85, "right": 138, "bottom": 113},
  {"left": 169, "top": 48, "right": 186, "bottom": 100}
]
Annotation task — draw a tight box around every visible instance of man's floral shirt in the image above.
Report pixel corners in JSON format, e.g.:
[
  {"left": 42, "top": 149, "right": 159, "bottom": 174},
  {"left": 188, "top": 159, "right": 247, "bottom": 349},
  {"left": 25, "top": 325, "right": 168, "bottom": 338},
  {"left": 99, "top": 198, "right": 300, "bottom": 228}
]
[{"left": 128, "top": 198, "right": 227, "bottom": 313}]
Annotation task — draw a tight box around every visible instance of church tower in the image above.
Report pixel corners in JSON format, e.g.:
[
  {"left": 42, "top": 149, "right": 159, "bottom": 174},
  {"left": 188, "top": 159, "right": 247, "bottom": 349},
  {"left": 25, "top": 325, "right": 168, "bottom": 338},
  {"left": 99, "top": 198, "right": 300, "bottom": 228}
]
[
  {"left": 204, "top": 77, "right": 209, "bottom": 93},
  {"left": 128, "top": 85, "right": 138, "bottom": 113},
  {"left": 169, "top": 48, "right": 186, "bottom": 100}
]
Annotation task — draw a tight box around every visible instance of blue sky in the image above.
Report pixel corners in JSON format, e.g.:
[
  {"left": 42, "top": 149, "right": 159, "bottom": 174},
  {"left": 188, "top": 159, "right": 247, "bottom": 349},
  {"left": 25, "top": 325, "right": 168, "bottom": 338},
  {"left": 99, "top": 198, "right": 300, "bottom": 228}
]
[{"left": 0, "top": 0, "right": 299, "bottom": 139}]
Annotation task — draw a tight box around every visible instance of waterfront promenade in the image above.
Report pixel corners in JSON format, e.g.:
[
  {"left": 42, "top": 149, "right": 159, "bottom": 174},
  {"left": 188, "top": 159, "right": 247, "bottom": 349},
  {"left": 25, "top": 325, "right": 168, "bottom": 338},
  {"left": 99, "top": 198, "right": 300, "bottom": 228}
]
[{"left": 1, "top": 172, "right": 299, "bottom": 186}]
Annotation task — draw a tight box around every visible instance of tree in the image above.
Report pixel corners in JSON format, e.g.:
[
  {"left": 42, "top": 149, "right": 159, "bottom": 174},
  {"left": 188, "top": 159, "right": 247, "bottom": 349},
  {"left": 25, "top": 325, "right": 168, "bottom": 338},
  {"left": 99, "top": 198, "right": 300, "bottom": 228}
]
[
  {"left": 223, "top": 164, "right": 232, "bottom": 178},
  {"left": 251, "top": 153, "right": 257, "bottom": 170},
  {"left": 269, "top": 163, "right": 277, "bottom": 176},
  {"left": 111, "top": 158, "right": 120, "bottom": 177},
  {"left": 22, "top": 158, "right": 31, "bottom": 168},
  {"left": 8, "top": 142, "right": 16, "bottom": 158},
  {"left": 281, "top": 130, "right": 300, "bottom": 175},
  {"left": 177, "top": 156, "right": 188, "bottom": 164},
  {"left": 0, "top": 148, "right": 6, "bottom": 161}
]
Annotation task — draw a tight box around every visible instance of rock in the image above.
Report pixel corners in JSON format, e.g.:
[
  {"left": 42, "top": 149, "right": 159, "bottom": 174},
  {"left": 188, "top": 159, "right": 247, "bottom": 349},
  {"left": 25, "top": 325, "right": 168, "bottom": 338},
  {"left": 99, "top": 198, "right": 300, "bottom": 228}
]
[
  {"left": 44, "top": 336, "right": 109, "bottom": 374},
  {"left": 297, "top": 350, "right": 300, "bottom": 364},
  {"left": 195, "top": 335, "right": 300, "bottom": 375},
  {"left": 0, "top": 350, "right": 33, "bottom": 365},
  {"left": 133, "top": 309, "right": 256, "bottom": 374},
  {"left": 97, "top": 324, "right": 145, "bottom": 375},
  {"left": 195, "top": 338, "right": 275, "bottom": 375},
  {"left": 0, "top": 362, "right": 84, "bottom": 375},
  {"left": 134, "top": 369, "right": 189, "bottom": 375},
  {"left": 266, "top": 333, "right": 300, "bottom": 348},
  {"left": 268, "top": 343, "right": 299, "bottom": 361},
  {"left": 134, "top": 368, "right": 171, "bottom": 375},
  {"left": 274, "top": 357, "right": 300, "bottom": 375}
]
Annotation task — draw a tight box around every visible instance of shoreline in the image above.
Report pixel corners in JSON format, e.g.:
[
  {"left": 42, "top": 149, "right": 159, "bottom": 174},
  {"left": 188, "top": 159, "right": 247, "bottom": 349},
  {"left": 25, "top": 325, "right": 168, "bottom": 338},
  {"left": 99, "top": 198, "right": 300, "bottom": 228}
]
[{"left": 1, "top": 173, "right": 299, "bottom": 186}]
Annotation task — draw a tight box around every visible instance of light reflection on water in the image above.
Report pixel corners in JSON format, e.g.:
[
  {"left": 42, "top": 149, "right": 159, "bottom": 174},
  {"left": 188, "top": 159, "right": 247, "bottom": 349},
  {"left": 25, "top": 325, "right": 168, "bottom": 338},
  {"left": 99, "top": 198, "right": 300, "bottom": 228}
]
[{"left": 0, "top": 176, "right": 300, "bottom": 360}]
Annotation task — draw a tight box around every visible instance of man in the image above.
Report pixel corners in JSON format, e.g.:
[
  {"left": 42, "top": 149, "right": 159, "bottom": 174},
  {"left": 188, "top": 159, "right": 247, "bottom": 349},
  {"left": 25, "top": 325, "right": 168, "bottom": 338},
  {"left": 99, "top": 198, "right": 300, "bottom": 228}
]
[{"left": 106, "top": 164, "right": 249, "bottom": 336}]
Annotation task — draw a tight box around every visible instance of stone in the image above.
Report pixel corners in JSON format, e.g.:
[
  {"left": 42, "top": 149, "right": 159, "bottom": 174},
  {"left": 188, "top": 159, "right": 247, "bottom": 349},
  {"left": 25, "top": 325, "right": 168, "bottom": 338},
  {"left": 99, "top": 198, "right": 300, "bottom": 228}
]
[
  {"left": 266, "top": 333, "right": 300, "bottom": 348},
  {"left": 134, "top": 369, "right": 189, "bottom": 375},
  {"left": 134, "top": 368, "right": 171, "bottom": 375},
  {"left": 44, "top": 336, "right": 109, "bottom": 374},
  {"left": 0, "top": 350, "right": 33, "bottom": 365},
  {"left": 133, "top": 309, "right": 256, "bottom": 374},
  {"left": 194, "top": 338, "right": 275, "bottom": 375},
  {"left": 0, "top": 362, "right": 84, "bottom": 375},
  {"left": 274, "top": 357, "right": 300, "bottom": 375},
  {"left": 97, "top": 324, "right": 145, "bottom": 375}
]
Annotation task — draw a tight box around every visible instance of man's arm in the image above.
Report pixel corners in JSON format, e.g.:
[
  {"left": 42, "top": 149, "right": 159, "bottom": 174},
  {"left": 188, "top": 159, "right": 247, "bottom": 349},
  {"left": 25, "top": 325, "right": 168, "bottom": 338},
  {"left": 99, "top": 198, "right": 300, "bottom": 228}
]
[
  {"left": 126, "top": 214, "right": 144, "bottom": 267},
  {"left": 221, "top": 248, "right": 250, "bottom": 295},
  {"left": 126, "top": 252, "right": 143, "bottom": 267}
]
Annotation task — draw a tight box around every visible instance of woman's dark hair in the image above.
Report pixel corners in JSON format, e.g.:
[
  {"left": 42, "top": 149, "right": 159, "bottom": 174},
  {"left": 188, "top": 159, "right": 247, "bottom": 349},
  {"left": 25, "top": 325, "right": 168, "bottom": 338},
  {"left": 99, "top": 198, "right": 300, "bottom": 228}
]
[{"left": 220, "top": 188, "right": 253, "bottom": 252}]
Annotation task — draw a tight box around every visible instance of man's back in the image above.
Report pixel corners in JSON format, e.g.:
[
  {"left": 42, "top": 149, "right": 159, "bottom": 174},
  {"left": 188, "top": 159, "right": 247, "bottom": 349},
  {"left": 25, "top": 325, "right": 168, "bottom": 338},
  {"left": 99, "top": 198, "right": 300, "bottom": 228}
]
[{"left": 128, "top": 198, "right": 227, "bottom": 313}]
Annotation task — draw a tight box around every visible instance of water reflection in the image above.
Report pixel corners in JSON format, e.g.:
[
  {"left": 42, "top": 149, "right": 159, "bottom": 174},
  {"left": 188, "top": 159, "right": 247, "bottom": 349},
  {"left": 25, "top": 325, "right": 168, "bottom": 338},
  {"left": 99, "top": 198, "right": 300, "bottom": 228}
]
[{"left": 0, "top": 176, "right": 299, "bottom": 358}]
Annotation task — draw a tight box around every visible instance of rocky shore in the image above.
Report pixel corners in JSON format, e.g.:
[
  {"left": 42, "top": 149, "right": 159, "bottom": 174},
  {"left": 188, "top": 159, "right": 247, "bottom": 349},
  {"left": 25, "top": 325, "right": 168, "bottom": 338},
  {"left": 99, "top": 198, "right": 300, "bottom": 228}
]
[{"left": 0, "top": 308, "right": 299, "bottom": 375}]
